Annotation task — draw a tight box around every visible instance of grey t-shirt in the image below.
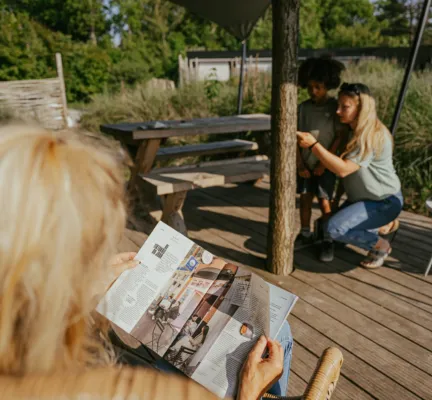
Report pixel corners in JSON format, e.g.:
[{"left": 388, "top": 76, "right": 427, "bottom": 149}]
[
  {"left": 343, "top": 133, "right": 401, "bottom": 202},
  {"left": 298, "top": 98, "right": 344, "bottom": 169}
]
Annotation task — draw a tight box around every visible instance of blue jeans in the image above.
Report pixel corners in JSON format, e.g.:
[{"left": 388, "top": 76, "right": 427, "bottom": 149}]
[
  {"left": 326, "top": 191, "right": 403, "bottom": 251},
  {"left": 266, "top": 320, "right": 293, "bottom": 397},
  {"left": 155, "top": 320, "right": 293, "bottom": 397}
]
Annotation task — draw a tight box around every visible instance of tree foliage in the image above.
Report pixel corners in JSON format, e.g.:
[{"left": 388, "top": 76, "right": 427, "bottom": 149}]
[
  {"left": 2, "top": 0, "right": 110, "bottom": 43},
  {"left": 0, "top": 0, "right": 430, "bottom": 102}
]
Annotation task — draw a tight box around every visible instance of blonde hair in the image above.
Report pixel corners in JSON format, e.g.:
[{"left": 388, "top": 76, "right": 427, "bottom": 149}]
[
  {"left": 342, "top": 93, "right": 392, "bottom": 161},
  {"left": 0, "top": 126, "right": 127, "bottom": 375}
]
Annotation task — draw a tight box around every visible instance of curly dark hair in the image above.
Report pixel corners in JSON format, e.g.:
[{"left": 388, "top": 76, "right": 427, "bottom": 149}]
[{"left": 298, "top": 56, "right": 345, "bottom": 90}]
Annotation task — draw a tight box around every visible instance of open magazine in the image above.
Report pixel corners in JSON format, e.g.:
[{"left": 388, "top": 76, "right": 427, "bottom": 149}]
[{"left": 97, "top": 222, "right": 298, "bottom": 398}]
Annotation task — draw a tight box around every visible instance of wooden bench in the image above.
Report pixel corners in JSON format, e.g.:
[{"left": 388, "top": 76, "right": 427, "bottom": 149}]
[
  {"left": 139, "top": 155, "right": 269, "bottom": 236},
  {"left": 155, "top": 139, "right": 258, "bottom": 161},
  {"left": 101, "top": 115, "right": 271, "bottom": 236}
]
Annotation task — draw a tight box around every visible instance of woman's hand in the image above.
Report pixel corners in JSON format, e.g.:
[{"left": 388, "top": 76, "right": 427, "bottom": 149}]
[
  {"left": 297, "top": 131, "right": 317, "bottom": 149},
  {"left": 237, "top": 336, "right": 284, "bottom": 400},
  {"left": 106, "top": 252, "right": 140, "bottom": 290},
  {"left": 298, "top": 167, "right": 311, "bottom": 179},
  {"left": 313, "top": 163, "right": 326, "bottom": 176}
]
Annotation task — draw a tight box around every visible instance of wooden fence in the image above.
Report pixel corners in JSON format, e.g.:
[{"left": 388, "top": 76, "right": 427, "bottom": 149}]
[{"left": 0, "top": 53, "right": 68, "bottom": 130}]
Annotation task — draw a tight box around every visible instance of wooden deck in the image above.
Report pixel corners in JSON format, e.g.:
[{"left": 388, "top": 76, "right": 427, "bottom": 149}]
[{"left": 121, "top": 179, "right": 432, "bottom": 400}]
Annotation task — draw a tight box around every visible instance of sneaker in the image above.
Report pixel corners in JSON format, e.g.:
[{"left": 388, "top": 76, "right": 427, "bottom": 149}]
[
  {"left": 320, "top": 240, "right": 334, "bottom": 262},
  {"left": 295, "top": 232, "right": 314, "bottom": 246}
]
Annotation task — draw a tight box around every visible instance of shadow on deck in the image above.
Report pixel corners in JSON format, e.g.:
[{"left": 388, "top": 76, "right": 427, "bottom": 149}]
[{"left": 124, "top": 180, "right": 432, "bottom": 400}]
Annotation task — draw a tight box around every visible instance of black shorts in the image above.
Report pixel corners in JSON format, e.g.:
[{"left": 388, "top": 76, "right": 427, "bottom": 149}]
[{"left": 297, "top": 169, "right": 336, "bottom": 200}]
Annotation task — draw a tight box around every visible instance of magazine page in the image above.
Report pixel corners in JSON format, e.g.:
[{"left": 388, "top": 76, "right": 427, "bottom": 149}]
[
  {"left": 268, "top": 282, "right": 298, "bottom": 339},
  {"left": 188, "top": 270, "right": 271, "bottom": 398},
  {"left": 96, "top": 222, "right": 195, "bottom": 333},
  {"left": 97, "top": 221, "right": 298, "bottom": 399}
]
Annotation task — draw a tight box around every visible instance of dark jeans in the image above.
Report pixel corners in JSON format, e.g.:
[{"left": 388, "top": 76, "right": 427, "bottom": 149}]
[{"left": 326, "top": 191, "right": 404, "bottom": 251}]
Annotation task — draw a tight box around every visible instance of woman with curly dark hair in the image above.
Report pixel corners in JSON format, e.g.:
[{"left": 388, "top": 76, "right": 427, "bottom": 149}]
[{"left": 296, "top": 56, "right": 348, "bottom": 262}]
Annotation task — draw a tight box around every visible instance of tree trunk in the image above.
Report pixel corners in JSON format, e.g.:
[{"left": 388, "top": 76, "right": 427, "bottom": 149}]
[{"left": 267, "top": 0, "right": 299, "bottom": 275}]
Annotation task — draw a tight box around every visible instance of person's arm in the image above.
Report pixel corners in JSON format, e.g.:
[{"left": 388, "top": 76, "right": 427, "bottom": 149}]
[
  {"left": 313, "top": 134, "right": 342, "bottom": 176},
  {"left": 297, "top": 131, "right": 359, "bottom": 178}
]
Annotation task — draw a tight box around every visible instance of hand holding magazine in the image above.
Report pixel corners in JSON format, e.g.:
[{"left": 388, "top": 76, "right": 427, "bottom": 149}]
[{"left": 97, "top": 222, "right": 298, "bottom": 398}]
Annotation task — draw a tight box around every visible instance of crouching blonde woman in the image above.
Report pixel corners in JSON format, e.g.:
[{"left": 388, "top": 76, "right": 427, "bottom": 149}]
[
  {"left": 297, "top": 83, "right": 403, "bottom": 268},
  {"left": 0, "top": 126, "right": 288, "bottom": 400}
]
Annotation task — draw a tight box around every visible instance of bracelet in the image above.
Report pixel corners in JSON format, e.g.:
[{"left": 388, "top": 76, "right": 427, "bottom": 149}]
[{"left": 309, "top": 141, "right": 319, "bottom": 150}]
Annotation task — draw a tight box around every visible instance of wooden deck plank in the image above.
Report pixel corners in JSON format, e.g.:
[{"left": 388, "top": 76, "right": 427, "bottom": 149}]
[
  {"left": 285, "top": 275, "right": 432, "bottom": 376},
  {"left": 392, "top": 229, "right": 432, "bottom": 254},
  {"left": 118, "top": 234, "right": 140, "bottom": 252},
  {"left": 294, "top": 252, "right": 432, "bottom": 334},
  {"left": 206, "top": 183, "right": 431, "bottom": 284},
  {"left": 187, "top": 190, "right": 432, "bottom": 304},
  {"left": 185, "top": 191, "right": 432, "bottom": 324},
  {"left": 124, "top": 228, "right": 148, "bottom": 248},
  {"left": 394, "top": 225, "right": 432, "bottom": 247},
  {"left": 182, "top": 209, "right": 432, "bottom": 397},
  {"left": 121, "top": 181, "right": 432, "bottom": 400},
  {"left": 334, "top": 249, "right": 432, "bottom": 311},
  {"left": 290, "top": 316, "right": 420, "bottom": 400},
  {"left": 181, "top": 221, "right": 421, "bottom": 398},
  {"left": 292, "top": 343, "right": 374, "bottom": 400},
  {"left": 371, "top": 264, "right": 432, "bottom": 298},
  {"left": 286, "top": 371, "right": 308, "bottom": 397},
  {"left": 292, "top": 299, "right": 431, "bottom": 398}
]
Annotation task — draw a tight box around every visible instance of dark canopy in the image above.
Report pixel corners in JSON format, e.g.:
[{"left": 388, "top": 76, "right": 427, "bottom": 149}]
[{"left": 170, "top": 0, "right": 270, "bottom": 40}]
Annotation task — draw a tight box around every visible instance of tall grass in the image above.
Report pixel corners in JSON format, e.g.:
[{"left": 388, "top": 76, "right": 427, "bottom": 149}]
[{"left": 81, "top": 61, "right": 432, "bottom": 215}]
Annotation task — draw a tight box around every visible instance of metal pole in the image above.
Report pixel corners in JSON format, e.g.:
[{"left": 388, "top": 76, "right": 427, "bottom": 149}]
[
  {"left": 391, "top": 0, "right": 431, "bottom": 135},
  {"left": 237, "top": 40, "right": 247, "bottom": 115}
]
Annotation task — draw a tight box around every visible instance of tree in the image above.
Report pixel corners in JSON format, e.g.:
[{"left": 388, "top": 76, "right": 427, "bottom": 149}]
[
  {"left": 318, "top": 0, "right": 379, "bottom": 41},
  {"left": 0, "top": 10, "right": 112, "bottom": 102},
  {"left": 2, "top": 0, "right": 109, "bottom": 43},
  {"left": 376, "top": 0, "right": 410, "bottom": 38},
  {"left": 268, "top": 0, "right": 300, "bottom": 275},
  {"left": 299, "top": 0, "right": 326, "bottom": 48},
  {"left": 327, "top": 22, "right": 384, "bottom": 47}
]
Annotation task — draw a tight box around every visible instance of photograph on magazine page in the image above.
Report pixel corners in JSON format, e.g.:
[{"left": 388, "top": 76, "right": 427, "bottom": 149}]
[
  {"left": 130, "top": 244, "right": 226, "bottom": 356},
  {"left": 163, "top": 265, "right": 258, "bottom": 376}
]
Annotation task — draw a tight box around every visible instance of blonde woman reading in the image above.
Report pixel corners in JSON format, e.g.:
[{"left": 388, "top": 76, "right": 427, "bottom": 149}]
[
  {"left": 297, "top": 83, "right": 403, "bottom": 268},
  {"left": 0, "top": 125, "right": 290, "bottom": 400}
]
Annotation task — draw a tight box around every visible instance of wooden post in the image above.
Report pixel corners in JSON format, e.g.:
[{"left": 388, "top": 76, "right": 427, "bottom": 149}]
[
  {"left": 267, "top": 0, "right": 299, "bottom": 275},
  {"left": 55, "top": 53, "right": 69, "bottom": 129}
]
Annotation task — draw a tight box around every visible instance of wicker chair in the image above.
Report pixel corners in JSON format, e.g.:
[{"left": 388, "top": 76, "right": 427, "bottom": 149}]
[
  {"left": 112, "top": 325, "right": 343, "bottom": 400},
  {"left": 0, "top": 347, "right": 343, "bottom": 400},
  {"left": 264, "top": 347, "right": 344, "bottom": 400}
]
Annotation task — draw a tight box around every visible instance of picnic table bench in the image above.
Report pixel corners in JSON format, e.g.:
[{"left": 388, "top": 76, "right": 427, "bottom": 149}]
[{"left": 101, "top": 114, "right": 271, "bottom": 236}]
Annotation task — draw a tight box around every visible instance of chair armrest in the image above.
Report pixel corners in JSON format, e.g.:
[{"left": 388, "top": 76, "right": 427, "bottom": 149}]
[
  {"left": 263, "top": 347, "right": 343, "bottom": 400},
  {"left": 303, "top": 347, "right": 343, "bottom": 400}
]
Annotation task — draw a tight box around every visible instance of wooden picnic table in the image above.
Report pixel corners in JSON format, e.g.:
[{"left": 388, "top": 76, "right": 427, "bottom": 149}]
[{"left": 100, "top": 114, "right": 271, "bottom": 191}]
